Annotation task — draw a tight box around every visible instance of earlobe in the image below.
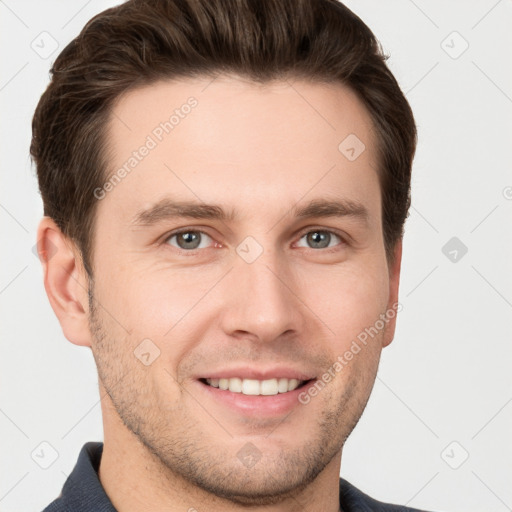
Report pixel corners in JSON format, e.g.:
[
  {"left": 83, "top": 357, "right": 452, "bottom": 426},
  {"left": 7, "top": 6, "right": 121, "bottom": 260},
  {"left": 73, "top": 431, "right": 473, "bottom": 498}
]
[
  {"left": 36, "top": 217, "right": 92, "bottom": 347},
  {"left": 382, "top": 240, "right": 403, "bottom": 348}
]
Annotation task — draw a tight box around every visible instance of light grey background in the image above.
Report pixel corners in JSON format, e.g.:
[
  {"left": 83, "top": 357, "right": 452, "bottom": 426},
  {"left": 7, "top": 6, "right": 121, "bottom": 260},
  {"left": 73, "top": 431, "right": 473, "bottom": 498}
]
[{"left": 1, "top": 1, "right": 511, "bottom": 511}]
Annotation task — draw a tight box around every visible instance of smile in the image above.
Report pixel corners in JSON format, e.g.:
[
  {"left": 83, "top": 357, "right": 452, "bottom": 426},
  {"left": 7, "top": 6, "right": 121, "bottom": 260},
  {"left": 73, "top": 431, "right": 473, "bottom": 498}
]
[{"left": 203, "top": 377, "right": 308, "bottom": 396}]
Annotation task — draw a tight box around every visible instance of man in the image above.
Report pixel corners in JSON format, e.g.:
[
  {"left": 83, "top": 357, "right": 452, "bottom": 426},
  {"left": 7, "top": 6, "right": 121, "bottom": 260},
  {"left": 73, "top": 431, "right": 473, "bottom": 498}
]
[{"left": 32, "top": 0, "right": 430, "bottom": 510}]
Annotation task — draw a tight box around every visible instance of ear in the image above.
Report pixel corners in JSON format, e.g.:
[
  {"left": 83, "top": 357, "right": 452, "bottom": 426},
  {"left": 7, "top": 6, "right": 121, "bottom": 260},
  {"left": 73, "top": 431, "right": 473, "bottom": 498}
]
[
  {"left": 381, "top": 239, "right": 403, "bottom": 348},
  {"left": 36, "top": 216, "right": 92, "bottom": 347}
]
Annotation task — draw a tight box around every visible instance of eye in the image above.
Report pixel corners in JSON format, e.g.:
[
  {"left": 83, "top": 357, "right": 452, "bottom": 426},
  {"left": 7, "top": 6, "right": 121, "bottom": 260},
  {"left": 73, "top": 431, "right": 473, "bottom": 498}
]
[
  {"left": 162, "top": 227, "right": 346, "bottom": 254},
  {"left": 164, "top": 230, "right": 215, "bottom": 251},
  {"left": 295, "top": 229, "right": 345, "bottom": 250}
]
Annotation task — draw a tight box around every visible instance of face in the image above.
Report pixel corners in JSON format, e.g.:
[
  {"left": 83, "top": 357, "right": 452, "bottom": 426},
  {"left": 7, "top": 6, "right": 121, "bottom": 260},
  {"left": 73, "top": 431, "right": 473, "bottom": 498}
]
[{"left": 87, "top": 75, "right": 400, "bottom": 504}]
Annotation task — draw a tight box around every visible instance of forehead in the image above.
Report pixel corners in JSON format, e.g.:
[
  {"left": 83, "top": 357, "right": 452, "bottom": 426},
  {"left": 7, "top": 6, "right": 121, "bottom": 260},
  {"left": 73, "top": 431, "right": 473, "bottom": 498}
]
[{"left": 100, "top": 75, "right": 380, "bottom": 225}]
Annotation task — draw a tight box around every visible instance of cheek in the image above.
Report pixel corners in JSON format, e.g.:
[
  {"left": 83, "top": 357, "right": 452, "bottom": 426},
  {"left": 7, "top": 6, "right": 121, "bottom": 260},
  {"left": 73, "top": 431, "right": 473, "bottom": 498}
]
[
  {"left": 96, "top": 245, "right": 389, "bottom": 352},
  {"left": 297, "top": 261, "right": 390, "bottom": 345},
  {"left": 99, "top": 262, "right": 214, "bottom": 332}
]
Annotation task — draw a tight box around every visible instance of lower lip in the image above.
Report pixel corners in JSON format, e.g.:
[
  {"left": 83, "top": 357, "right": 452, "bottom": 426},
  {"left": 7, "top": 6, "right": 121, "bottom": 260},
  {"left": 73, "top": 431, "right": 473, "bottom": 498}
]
[{"left": 195, "top": 379, "right": 316, "bottom": 417}]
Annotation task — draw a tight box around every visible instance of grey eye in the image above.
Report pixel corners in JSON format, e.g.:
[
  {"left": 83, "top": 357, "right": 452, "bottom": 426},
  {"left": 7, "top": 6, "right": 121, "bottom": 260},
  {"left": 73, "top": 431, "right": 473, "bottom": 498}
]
[
  {"left": 166, "top": 231, "right": 213, "bottom": 250},
  {"left": 297, "top": 230, "right": 342, "bottom": 249}
]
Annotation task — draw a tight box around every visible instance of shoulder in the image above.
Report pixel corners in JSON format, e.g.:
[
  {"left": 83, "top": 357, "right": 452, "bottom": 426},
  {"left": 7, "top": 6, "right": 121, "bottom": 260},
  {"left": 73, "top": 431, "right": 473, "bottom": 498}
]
[
  {"left": 40, "top": 442, "right": 116, "bottom": 512},
  {"left": 339, "top": 477, "right": 435, "bottom": 512}
]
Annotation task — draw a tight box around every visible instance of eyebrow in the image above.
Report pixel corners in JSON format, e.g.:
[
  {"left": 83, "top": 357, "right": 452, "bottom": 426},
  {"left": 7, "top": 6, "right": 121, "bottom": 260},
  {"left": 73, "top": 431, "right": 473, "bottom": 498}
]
[{"left": 130, "top": 197, "right": 370, "bottom": 227}]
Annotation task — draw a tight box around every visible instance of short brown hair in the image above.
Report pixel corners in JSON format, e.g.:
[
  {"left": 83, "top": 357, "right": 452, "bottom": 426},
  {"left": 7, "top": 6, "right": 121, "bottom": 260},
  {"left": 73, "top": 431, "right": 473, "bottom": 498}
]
[{"left": 31, "top": 0, "right": 417, "bottom": 277}]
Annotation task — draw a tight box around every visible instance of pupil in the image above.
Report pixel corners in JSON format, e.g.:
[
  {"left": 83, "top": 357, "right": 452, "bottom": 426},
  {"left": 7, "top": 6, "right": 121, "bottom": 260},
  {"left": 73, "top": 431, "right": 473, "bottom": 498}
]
[
  {"left": 179, "top": 232, "right": 199, "bottom": 249},
  {"left": 309, "top": 231, "right": 329, "bottom": 249}
]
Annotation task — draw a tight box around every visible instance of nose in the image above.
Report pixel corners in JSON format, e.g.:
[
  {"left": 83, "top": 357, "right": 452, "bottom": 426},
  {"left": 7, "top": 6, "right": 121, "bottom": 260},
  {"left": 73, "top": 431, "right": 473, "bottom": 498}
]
[{"left": 218, "top": 246, "right": 305, "bottom": 344}]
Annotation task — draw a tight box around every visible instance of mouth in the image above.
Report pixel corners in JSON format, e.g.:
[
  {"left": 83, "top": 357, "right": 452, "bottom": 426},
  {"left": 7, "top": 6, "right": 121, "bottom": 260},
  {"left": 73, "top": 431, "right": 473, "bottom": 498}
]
[
  {"left": 199, "top": 377, "right": 314, "bottom": 396},
  {"left": 196, "top": 376, "right": 317, "bottom": 417}
]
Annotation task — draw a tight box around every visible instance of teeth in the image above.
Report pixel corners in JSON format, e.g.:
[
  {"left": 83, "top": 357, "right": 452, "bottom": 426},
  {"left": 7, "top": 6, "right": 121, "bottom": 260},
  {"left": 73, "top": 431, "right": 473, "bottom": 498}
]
[
  {"left": 205, "top": 377, "right": 304, "bottom": 395},
  {"left": 278, "top": 378, "right": 288, "bottom": 393}
]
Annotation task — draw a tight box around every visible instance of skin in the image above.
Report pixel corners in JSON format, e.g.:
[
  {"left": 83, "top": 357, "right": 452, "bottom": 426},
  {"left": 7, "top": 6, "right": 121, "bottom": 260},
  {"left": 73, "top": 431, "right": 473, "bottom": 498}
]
[{"left": 37, "top": 75, "right": 402, "bottom": 512}]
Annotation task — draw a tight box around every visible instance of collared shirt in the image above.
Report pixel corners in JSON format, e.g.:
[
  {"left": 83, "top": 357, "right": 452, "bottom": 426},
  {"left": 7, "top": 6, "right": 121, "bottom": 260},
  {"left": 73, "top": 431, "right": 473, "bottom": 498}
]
[{"left": 41, "top": 442, "right": 432, "bottom": 512}]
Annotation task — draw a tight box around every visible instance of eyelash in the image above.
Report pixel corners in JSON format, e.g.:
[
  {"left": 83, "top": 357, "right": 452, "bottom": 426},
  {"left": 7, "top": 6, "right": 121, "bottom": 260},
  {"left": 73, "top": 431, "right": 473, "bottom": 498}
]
[{"left": 162, "top": 227, "right": 347, "bottom": 255}]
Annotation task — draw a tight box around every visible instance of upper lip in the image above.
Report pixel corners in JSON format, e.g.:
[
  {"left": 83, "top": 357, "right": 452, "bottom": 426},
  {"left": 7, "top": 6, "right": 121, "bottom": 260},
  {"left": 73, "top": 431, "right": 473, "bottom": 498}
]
[{"left": 197, "top": 366, "right": 316, "bottom": 381}]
